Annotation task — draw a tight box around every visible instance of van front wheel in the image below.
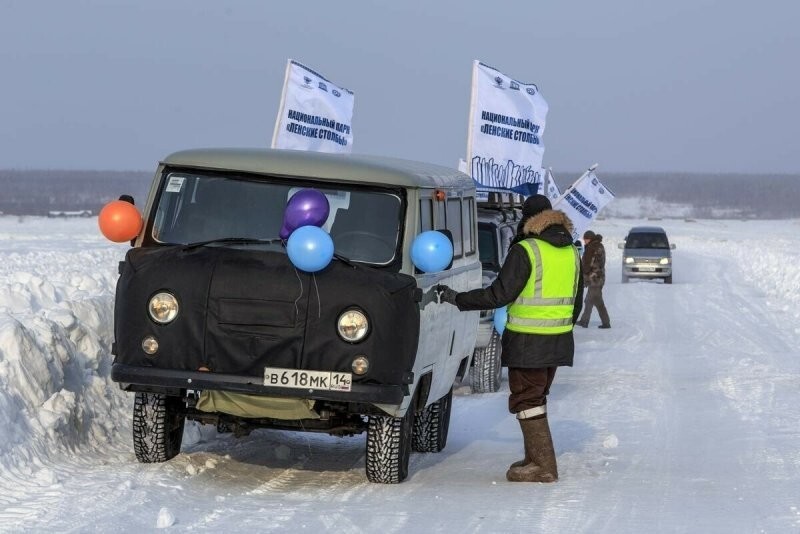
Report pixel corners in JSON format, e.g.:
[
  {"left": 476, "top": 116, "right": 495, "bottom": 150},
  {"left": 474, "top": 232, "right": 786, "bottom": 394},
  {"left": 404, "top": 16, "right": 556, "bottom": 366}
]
[
  {"left": 470, "top": 329, "right": 502, "bottom": 393},
  {"left": 366, "top": 406, "right": 415, "bottom": 483},
  {"left": 132, "top": 392, "right": 185, "bottom": 463}
]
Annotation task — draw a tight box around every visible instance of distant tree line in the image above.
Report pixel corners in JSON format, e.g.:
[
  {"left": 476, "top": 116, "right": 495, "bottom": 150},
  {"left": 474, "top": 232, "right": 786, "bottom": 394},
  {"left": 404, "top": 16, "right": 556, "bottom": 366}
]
[
  {"left": 0, "top": 170, "right": 151, "bottom": 215},
  {"left": 561, "top": 171, "right": 800, "bottom": 219},
  {"left": 0, "top": 169, "right": 798, "bottom": 218}
]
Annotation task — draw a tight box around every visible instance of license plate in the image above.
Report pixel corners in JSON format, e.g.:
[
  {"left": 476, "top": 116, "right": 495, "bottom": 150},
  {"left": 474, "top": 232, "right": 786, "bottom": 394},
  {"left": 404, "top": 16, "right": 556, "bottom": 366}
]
[
  {"left": 263, "top": 367, "right": 352, "bottom": 392},
  {"left": 639, "top": 266, "right": 656, "bottom": 272}
]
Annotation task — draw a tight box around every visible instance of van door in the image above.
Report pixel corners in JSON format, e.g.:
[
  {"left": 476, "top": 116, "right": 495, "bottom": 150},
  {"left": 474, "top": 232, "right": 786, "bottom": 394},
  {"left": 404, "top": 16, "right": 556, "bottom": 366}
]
[{"left": 415, "top": 191, "right": 480, "bottom": 405}]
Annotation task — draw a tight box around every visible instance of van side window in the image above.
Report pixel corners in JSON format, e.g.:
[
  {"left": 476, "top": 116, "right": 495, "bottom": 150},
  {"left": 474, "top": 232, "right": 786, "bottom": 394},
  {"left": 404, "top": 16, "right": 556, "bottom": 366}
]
[
  {"left": 419, "top": 198, "right": 433, "bottom": 232},
  {"left": 462, "top": 197, "right": 475, "bottom": 255},
  {"left": 446, "top": 198, "right": 463, "bottom": 257}
]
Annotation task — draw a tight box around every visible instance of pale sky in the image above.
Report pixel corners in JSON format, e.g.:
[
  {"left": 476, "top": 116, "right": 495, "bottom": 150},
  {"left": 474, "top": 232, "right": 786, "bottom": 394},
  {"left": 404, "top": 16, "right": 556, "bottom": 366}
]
[{"left": 1, "top": 0, "right": 798, "bottom": 173}]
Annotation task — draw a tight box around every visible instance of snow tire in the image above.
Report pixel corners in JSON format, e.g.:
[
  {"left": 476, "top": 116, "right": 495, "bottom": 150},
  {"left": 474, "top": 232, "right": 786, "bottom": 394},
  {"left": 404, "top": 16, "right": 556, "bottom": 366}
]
[
  {"left": 470, "top": 329, "right": 502, "bottom": 393},
  {"left": 412, "top": 387, "right": 453, "bottom": 453},
  {"left": 132, "top": 392, "right": 185, "bottom": 463},
  {"left": 664, "top": 275, "right": 673, "bottom": 284},
  {"left": 365, "top": 406, "right": 414, "bottom": 483}
]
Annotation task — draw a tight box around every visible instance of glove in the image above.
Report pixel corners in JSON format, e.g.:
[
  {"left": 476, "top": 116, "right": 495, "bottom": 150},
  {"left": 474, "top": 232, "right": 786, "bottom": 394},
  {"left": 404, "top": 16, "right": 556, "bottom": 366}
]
[{"left": 436, "top": 284, "right": 459, "bottom": 305}]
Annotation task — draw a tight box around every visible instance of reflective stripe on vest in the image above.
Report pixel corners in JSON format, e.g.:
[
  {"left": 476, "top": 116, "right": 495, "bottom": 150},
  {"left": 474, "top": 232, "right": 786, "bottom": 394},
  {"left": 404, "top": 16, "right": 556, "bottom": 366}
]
[{"left": 506, "top": 238, "right": 580, "bottom": 335}]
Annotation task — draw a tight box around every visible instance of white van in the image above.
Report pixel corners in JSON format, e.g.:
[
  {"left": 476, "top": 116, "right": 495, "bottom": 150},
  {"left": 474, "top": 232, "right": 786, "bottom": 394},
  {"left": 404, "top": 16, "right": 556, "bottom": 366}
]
[{"left": 107, "top": 148, "right": 481, "bottom": 483}]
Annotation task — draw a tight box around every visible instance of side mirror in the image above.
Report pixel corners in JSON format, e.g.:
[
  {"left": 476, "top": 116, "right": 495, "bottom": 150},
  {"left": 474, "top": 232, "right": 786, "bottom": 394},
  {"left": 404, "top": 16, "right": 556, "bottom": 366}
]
[
  {"left": 670, "top": 244, "right": 676, "bottom": 250},
  {"left": 617, "top": 242, "right": 625, "bottom": 249}
]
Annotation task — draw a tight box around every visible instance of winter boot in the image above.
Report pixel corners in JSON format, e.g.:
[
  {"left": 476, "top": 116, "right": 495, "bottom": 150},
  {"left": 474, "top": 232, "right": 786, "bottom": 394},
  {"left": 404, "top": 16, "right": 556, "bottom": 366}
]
[{"left": 506, "top": 416, "right": 558, "bottom": 483}]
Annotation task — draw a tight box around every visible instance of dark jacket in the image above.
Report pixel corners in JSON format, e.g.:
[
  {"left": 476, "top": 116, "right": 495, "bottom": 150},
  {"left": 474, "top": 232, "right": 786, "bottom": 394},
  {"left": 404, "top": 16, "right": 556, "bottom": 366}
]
[
  {"left": 454, "top": 209, "right": 583, "bottom": 368},
  {"left": 582, "top": 235, "right": 606, "bottom": 287}
]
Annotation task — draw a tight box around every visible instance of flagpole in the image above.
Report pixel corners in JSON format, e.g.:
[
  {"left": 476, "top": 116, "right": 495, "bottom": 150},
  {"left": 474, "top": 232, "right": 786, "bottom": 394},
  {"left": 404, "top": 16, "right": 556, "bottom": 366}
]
[
  {"left": 270, "top": 59, "right": 292, "bottom": 148},
  {"left": 465, "top": 60, "right": 479, "bottom": 178}
]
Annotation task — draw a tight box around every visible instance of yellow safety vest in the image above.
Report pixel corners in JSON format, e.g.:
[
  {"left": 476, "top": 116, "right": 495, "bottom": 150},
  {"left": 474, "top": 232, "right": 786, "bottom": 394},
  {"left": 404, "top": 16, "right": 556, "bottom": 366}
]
[{"left": 506, "top": 238, "right": 580, "bottom": 335}]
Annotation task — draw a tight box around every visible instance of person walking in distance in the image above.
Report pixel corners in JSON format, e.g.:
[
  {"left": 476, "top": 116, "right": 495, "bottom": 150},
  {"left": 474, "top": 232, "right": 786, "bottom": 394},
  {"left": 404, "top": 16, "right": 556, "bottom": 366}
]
[
  {"left": 436, "top": 195, "right": 583, "bottom": 483},
  {"left": 576, "top": 230, "right": 611, "bottom": 329}
]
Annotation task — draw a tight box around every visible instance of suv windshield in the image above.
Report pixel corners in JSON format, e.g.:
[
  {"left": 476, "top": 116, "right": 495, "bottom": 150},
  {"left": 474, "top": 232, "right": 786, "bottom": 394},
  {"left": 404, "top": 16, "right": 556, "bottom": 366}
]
[
  {"left": 151, "top": 172, "right": 403, "bottom": 265},
  {"left": 625, "top": 232, "right": 670, "bottom": 249},
  {"left": 478, "top": 223, "right": 499, "bottom": 271}
]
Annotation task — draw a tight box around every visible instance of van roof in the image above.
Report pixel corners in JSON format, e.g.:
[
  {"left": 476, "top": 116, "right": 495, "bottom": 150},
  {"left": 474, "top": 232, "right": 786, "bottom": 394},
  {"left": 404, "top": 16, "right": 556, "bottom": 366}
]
[
  {"left": 161, "top": 148, "right": 474, "bottom": 190},
  {"left": 628, "top": 226, "right": 667, "bottom": 234}
]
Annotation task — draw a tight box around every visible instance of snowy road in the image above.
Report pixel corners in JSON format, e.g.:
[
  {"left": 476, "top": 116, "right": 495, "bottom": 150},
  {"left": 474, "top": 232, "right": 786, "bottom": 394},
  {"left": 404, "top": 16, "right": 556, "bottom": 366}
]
[{"left": 1, "top": 217, "right": 799, "bottom": 532}]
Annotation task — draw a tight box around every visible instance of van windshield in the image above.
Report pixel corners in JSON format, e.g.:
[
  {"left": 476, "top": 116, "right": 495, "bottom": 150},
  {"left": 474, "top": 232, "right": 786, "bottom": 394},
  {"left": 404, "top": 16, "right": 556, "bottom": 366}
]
[
  {"left": 150, "top": 172, "right": 403, "bottom": 265},
  {"left": 625, "top": 232, "right": 670, "bottom": 249}
]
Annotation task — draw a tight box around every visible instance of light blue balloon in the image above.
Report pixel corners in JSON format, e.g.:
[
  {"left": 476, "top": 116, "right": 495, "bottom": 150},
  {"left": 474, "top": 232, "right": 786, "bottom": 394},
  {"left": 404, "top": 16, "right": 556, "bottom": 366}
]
[
  {"left": 493, "top": 306, "right": 508, "bottom": 336},
  {"left": 286, "top": 225, "right": 334, "bottom": 272},
  {"left": 411, "top": 231, "right": 454, "bottom": 273}
]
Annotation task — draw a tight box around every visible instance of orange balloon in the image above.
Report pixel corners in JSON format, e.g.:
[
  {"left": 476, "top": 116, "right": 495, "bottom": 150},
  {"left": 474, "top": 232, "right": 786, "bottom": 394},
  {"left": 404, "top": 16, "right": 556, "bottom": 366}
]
[{"left": 98, "top": 200, "right": 143, "bottom": 243}]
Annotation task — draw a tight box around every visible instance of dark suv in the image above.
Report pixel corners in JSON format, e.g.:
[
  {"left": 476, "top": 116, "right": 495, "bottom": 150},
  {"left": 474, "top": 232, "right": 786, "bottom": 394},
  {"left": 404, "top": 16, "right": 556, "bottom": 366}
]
[
  {"left": 471, "top": 205, "right": 520, "bottom": 392},
  {"left": 619, "top": 226, "right": 675, "bottom": 284}
]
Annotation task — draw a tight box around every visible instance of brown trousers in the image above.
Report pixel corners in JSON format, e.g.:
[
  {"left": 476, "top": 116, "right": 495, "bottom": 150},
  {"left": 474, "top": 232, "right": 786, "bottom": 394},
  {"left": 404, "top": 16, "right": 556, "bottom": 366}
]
[
  {"left": 578, "top": 285, "right": 610, "bottom": 326},
  {"left": 508, "top": 367, "right": 557, "bottom": 414}
]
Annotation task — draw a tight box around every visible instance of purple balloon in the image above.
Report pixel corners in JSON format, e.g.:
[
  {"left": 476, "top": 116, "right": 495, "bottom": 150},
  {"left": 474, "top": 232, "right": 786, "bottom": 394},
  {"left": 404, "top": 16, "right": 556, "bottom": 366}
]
[{"left": 279, "top": 189, "right": 330, "bottom": 239}]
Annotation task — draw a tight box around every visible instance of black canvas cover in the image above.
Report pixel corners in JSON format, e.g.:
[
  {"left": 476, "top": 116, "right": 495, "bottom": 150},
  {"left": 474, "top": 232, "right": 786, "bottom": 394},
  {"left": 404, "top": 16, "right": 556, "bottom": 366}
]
[{"left": 113, "top": 245, "right": 420, "bottom": 387}]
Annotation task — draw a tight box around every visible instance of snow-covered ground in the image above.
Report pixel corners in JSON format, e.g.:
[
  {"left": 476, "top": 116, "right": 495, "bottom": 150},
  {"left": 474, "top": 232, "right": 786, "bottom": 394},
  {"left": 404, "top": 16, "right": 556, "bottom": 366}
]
[{"left": 1, "top": 215, "right": 800, "bottom": 532}]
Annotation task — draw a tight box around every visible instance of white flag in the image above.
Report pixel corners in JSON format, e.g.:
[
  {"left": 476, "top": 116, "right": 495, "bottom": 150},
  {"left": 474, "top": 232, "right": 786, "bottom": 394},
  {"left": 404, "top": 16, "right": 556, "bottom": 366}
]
[
  {"left": 544, "top": 168, "right": 561, "bottom": 202},
  {"left": 552, "top": 168, "right": 615, "bottom": 241},
  {"left": 466, "top": 61, "right": 548, "bottom": 195},
  {"left": 271, "top": 60, "right": 354, "bottom": 153}
]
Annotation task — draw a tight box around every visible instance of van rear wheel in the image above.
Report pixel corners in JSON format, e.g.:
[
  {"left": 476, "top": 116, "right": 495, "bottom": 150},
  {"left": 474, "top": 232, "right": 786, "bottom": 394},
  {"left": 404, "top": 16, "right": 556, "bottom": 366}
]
[
  {"left": 470, "top": 329, "right": 502, "bottom": 393},
  {"left": 132, "top": 392, "right": 185, "bottom": 463},
  {"left": 412, "top": 387, "right": 453, "bottom": 453},
  {"left": 366, "top": 405, "right": 415, "bottom": 483}
]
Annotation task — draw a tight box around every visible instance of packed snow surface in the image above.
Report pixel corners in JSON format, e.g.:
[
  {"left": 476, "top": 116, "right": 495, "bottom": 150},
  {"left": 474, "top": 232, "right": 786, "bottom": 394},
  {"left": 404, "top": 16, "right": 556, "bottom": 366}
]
[{"left": 1, "top": 216, "right": 799, "bottom": 532}]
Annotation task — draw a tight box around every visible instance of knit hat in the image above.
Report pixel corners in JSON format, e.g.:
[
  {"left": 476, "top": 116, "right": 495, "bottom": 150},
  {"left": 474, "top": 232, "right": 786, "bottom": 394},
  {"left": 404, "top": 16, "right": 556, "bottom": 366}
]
[
  {"left": 521, "top": 194, "right": 552, "bottom": 218},
  {"left": 583, "top": 230, "right": 596, "bottom": 240}
]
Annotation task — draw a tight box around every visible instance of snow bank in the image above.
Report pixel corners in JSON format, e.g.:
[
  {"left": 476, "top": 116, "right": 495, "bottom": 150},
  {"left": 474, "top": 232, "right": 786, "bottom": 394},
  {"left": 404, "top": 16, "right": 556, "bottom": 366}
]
[{"left": 0, "top": 217, "right": 130, "bottom": 471}]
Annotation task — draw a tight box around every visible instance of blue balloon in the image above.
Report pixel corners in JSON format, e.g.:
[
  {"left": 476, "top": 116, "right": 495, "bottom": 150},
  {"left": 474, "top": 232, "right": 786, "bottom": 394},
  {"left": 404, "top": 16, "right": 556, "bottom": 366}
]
[
  {"left": 411, "top": 231, "right": 454, "bottom": 273},
  {"left": 286, "top": 226, "right": 334, "bottom": 272},
  {"left": 493, "top": 306, "right": 508, "bottom": 336}
]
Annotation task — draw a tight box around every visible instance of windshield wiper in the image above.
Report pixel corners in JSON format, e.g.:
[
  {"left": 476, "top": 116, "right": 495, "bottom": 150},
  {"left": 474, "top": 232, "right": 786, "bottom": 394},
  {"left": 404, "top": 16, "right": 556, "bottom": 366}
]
[
  {"left": 183, "top": 238, "right": 357, "bottom": 267},
  {"left": 183, "top": 237, "right": 283, "bottom": 250}
]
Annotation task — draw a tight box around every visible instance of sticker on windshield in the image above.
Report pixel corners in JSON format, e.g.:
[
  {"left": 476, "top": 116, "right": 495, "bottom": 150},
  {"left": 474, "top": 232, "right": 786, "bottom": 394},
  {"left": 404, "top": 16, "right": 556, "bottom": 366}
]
[{"left": 165, "top": 176, "right": 185, "bottom": 193}]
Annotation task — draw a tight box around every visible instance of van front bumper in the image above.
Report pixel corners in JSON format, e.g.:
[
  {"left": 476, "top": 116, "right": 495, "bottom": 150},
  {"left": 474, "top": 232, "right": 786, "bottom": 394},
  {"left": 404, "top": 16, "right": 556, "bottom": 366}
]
[
  {"left": 111, "top": 363, "right": 406, "bottom": 405},
  {"left": 623, "top": 264, "right": 672, "bottom": 278}
]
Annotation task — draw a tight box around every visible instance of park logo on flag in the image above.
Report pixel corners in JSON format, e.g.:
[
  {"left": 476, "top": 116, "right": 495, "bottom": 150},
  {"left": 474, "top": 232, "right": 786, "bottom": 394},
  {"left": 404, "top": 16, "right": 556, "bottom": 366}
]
[
  {"left": 466, "top": 61, "right": 548, "bottom": 195},
  {"left": 271, "top": 60, "right": 354, "bottom": 153}
]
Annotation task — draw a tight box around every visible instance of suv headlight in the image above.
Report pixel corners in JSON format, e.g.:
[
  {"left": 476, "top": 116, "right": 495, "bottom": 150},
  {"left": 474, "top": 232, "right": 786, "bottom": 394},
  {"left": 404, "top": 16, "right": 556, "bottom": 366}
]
[
  {"left": 624, "top": 257, "right": 634, "bottom": 264},
  {"left": 337, "top": 309, "right": 369, "bottom": 342},
  {"left": 148, "top": 292, "right": 179, "bottom": 324},
  {"left": 659, "top": 258, "right": 670, "bottom": 265}
]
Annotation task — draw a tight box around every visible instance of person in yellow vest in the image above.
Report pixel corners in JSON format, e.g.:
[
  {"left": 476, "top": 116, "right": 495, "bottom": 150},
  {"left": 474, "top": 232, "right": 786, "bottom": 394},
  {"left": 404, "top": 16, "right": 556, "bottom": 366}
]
[{"left": 437, "top": 194, "right": 583, "bottom": 482}]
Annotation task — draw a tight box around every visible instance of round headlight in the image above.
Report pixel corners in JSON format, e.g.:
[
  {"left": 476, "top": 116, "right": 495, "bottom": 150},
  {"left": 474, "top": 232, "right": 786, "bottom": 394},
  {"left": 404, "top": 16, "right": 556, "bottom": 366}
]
[
  {"left": 625, "top": 257, "right": 634, "bottom": 264},
  {"left": 148, "top": 292, "right": 179, "bottom": 324},
  {"left": 659, "top": 257, "right": 670, "bottom": 265},
  {"left": 337, "top": 309, "right": 369, "bottom": 342}
]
